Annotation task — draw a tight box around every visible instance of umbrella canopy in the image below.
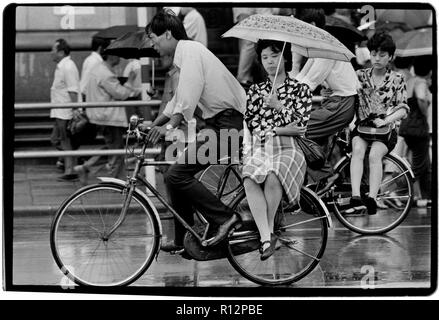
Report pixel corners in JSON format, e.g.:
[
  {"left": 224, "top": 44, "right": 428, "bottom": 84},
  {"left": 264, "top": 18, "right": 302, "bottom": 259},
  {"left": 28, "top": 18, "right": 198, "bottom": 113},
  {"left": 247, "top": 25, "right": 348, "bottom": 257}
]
[
  {"left": 94, "top": 25, "right": 143, "bottom": 40},
  {"left": 104, "top": 31, "right": 159, "bottom": 59},
  {"left": 376, "top": 9, "right": 432, "bottom": 29},
  {"left": 395, "top": 27, "right": 433, "bottom": 57},
  {"left": 325, "top": 15, "right": 367, "bottom": 44},
  {"left": 222, "top": 14, "right": 355, "bottom": 62}
]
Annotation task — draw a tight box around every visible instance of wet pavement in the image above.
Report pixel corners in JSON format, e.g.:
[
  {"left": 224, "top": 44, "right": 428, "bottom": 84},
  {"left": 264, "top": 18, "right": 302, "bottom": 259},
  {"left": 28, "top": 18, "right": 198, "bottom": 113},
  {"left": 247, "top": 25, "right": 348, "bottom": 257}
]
[
  {"left": 12, "top": 207, "right": 432, "bottom": 289},
  {"left": 10, "top": 163, "right": 433, "bottom": 290}
]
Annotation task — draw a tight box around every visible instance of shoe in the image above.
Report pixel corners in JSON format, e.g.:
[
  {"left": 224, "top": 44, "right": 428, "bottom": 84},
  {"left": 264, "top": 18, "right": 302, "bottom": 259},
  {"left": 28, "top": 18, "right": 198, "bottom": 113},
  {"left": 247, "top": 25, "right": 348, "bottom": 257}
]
[
  {"left": 260, "top": 233, "right": 278, "bottom": 261},
  {"left": 376, "top": 198, "right": 388, "bottom": 209},
  {"left": 56, "top": 160, "right": 65, "bottom": 172},
  {"left": 344, "top": 196, "right": 366, "bottom": 215},
  {"left": 416, "top": 199, "right": 428, "bottom": 208},
  {"left": 364, "top": 197, "right": 377, "bottom": 215},
  {"left": 160, "top": 240, "right": 184, "bottom": 253},
  {"left": 208, "top": 213, "right": 242, "bottom": 246},
  {"left": 74, "top": 164, "right": 90, "bottom": 175},
  {"left": 316, "top": 173, "right": 340, "bottom": 196},
  {"left": 57, "top": 174, "right": 79, "bottom": 182}
]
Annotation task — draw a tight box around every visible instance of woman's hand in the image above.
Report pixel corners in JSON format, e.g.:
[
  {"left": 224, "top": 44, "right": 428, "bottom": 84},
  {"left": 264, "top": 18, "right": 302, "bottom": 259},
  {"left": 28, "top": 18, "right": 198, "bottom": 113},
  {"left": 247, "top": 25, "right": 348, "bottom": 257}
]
[
  {"left": 372, "top": 118, "right": 388, "bottom": 128},
  {"left": 264, "top": 93, "right": 283, "bottom": 111},
  {"left": 276, "top": 123, "right": 307, "bottom": 136},
  {"left": 146, "top": 125, "right": 167, "bottom": 144}
]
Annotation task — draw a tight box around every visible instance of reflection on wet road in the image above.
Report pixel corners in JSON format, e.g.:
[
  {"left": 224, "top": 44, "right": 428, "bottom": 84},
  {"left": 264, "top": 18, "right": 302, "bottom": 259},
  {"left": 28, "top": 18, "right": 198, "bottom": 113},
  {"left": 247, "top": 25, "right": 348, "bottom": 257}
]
[{"left": 12, "top": 207, "right": 431, "bottom": 288}]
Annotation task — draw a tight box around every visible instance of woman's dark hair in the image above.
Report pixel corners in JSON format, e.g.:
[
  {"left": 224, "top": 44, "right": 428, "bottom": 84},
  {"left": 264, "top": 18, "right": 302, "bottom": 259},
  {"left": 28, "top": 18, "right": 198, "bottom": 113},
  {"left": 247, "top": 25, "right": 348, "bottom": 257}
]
[
  {"left": 146, "top": 9, "right": 189, "bottom": 41},
  {"left": 55, "top": 38, "right": 71, "bottom": 55},
  {"left": 413, "top": 55, "right": 432, "bottom": 77},
  {"left": 296, "top": 8, "right": 326, "bottom": 29},
  {"left": 256, "top": 40, "right": 292, "bottom": 72},
  {"left": 367, "top": 32, "right": 396, "bottom": 57}
]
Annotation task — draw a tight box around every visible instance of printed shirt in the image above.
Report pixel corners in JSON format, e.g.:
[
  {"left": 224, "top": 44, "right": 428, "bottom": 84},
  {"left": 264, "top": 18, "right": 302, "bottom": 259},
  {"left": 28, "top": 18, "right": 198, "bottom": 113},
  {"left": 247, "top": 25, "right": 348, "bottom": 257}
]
[
  {"left": 50, "top": 56, "right": 80, "bottom": 120},
  {"left": 356, "top": 67, "right": 409, "bottom": 122},
  {"left": 245, "top": 75, "right": 312, "bottom": 142},
  {"left": 164, "top": 40, "right": 246, "bottom": 121}
]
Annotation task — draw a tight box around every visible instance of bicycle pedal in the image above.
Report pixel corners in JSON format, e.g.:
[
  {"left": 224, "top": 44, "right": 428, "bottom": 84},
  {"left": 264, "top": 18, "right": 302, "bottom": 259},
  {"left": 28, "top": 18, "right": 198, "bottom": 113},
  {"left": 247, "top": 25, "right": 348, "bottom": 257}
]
[{"left": 170, "top": 248, "right": 185, "bottom": 255}]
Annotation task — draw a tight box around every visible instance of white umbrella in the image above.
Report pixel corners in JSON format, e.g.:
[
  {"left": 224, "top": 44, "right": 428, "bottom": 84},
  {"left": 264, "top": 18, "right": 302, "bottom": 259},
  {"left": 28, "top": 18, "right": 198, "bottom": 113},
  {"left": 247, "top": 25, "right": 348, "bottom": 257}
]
[{"left": 222, "top": 14, "right": 356, "bottom": 62}]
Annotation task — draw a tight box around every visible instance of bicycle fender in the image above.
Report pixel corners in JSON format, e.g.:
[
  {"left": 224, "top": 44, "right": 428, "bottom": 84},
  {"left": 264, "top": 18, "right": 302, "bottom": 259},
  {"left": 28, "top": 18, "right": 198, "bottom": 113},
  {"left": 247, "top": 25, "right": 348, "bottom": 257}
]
[
  {"left": 334, "top": 154, "right": 415, "bottom": 180},
  {"left": 388, "top": 154, "right": 415, "bottom": 180},
  {"left": 302, "top": 186, "right": 334, "bottom": 229},
  {"left": 97, "top": 177, "right": 163, "bottom": 236}
]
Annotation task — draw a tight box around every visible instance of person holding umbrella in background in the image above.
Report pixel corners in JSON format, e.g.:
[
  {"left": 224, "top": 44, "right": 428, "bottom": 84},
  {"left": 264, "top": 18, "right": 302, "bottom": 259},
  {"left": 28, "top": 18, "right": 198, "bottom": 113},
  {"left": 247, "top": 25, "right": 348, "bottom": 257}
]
[{"left": 242, "top": 39, "right": 312, "bottom": 259}]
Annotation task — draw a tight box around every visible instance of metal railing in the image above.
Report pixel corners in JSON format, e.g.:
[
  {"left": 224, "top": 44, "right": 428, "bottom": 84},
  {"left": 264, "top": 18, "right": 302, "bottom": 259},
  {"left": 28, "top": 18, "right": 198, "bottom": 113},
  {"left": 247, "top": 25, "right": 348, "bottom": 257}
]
[{"left": 14, "top": 96, "right": 324, "bottom": 159}]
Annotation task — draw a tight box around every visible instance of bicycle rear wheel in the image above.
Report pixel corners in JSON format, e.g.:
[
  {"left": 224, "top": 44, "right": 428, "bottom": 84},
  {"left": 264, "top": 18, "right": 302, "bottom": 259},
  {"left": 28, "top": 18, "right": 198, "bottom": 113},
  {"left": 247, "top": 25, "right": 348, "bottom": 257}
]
[
  {"left": 226, "top": 188, "right": 329, "bottom": 286},
  {"left": 50, "top": 183, "right": 160, "bottom": 286},
  {"left": 331, "top": 154, "right": 413, "bottom": 234}
]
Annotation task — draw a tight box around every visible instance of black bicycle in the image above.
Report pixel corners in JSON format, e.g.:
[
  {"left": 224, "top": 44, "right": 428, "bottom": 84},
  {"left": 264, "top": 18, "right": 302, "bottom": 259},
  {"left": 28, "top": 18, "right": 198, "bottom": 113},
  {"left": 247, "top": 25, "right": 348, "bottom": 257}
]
[
  {"left": 199, "top": 128, "right": 414, "bottom": 235},
  {"left": 50, "top": 115, "right": 331, "bottom": 287}
]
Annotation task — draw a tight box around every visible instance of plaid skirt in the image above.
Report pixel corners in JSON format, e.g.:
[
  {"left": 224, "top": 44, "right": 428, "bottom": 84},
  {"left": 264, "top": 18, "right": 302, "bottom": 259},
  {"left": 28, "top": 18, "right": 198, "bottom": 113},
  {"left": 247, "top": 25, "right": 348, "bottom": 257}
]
[{"left": 242, "top": 135, "right": 306, "bottom": 204}]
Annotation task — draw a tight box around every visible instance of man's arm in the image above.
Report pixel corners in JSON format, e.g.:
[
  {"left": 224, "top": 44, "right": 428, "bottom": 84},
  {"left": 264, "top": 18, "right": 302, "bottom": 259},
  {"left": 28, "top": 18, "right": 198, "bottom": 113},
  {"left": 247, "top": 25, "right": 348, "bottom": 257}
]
[{"left": 296, "top": 58, "right": 335, "bottom": 92}]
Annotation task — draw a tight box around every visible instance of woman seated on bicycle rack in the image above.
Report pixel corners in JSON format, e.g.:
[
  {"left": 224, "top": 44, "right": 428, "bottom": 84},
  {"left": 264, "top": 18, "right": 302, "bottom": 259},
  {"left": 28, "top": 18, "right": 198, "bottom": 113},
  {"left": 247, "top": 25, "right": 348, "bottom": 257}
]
[
  {"left": 242, "top": 40, "right": 312, "bottom": 260},
  {"left": 346, "top": 32, "right": 409, "bottom": 216}
]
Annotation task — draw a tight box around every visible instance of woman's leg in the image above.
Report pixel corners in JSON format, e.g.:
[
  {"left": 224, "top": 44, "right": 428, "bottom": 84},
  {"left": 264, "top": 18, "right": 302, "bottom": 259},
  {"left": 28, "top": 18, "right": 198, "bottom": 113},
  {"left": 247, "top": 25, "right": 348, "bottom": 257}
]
[
  {"left": 350, "top": 136, "right": 368, "bottom": 196},
  {"left": 368, "top": 141, "right": 388, "bottom": 198},
  {"left": 263, "top": 172, "right": 284, "bottom": 232},
  {"left": 243, "top": 177, "right": 270, "bottom": 245}
]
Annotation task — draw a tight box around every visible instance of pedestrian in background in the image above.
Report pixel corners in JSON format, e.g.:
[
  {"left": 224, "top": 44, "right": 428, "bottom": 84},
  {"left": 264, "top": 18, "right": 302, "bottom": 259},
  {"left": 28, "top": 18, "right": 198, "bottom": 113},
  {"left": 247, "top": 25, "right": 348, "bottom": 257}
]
[
  {"left": 179, "top": 7, "right": 208, "bottom": 47},
  {"left": 49, "top": 38, "right": 80, "bottom": 181},
  {"left": 74, "top": 44, "right": 141, "bottom": 180},
  {"left": 80, "top": 37, "right": 109, "bottom": 102},
  {"left": 400, "top": 56, "right": 432, "bottom": 207}
]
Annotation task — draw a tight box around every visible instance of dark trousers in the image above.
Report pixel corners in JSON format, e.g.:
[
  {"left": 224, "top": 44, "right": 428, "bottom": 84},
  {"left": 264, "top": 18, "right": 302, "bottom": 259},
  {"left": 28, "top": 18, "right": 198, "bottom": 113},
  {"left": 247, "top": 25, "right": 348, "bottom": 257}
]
[
  {"left": 163, "top": 109, "right": 243, "bottom": 245},
  {"left": 306, "top": 95, "right": 356, "bottom": 182},
  {"left": 404, "top": 136, "right": 431, "bottom": 199}
]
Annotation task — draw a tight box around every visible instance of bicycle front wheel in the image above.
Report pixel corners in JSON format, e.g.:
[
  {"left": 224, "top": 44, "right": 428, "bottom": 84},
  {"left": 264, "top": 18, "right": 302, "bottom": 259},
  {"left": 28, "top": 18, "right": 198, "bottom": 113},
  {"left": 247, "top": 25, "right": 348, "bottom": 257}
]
[
  {"left": 50, "top": 183, "right": 160, "bottom": 287},
  {"left": 226, "top": 187, "right": 329, "bottom": 286},
  {"left": 331, "top": 154, "right": 413, "bottom": 234}
]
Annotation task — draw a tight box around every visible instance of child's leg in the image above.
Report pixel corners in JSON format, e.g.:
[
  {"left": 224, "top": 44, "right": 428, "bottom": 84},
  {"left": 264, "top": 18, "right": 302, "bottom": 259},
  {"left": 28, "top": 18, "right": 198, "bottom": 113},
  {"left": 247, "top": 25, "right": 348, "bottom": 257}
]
[
  {"left": 368, "top": 142, "right": 389, "bottom": 199},
  {"left": 350, "top": 136, "right": 368, "bottom": 197}
]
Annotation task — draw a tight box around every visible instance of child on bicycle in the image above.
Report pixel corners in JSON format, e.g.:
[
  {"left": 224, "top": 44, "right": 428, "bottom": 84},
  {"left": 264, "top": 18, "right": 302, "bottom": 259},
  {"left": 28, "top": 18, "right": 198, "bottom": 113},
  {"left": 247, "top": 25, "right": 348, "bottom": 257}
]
[{"left": 347, "top": 32, "right": 409, "bottom": 215}]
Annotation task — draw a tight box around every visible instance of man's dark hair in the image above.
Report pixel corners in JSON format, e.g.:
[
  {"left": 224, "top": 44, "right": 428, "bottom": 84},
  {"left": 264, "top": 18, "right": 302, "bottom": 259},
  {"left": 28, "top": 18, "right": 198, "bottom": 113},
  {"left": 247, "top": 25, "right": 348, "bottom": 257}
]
[
  {"left": 55, "top": 38, "right": 71, "bottom": 55},
  {"left": 256, "top": 40, "right": 293, "bottom": 72},
  {"left": 367, "top": 32, "right": 396, "bottom": 57},
  {"left": 296, "top": 8, "right": 326, "bottom": 29},
  {"left": 393, "top": 56, "right": 413, "bottom": 70},
  {"left": 413, "top": 55, "right": 432, "bottom": 77},
  {"left": 91, "top": 37, "right": 111, "bottom": 52},
  {"left": 146, "top": 9, "right": 189, "bottom": 40}
]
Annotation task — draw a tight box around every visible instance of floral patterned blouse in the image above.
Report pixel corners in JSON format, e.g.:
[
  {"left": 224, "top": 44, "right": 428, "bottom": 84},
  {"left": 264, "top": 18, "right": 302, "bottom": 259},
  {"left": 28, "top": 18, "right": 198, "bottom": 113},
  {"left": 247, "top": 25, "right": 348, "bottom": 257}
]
[
  {"left": 245, "top": 75, "right": 312, "bottom": 142},
  {"left": 356, "top": 67, "right": 409, "bottom": 123}
]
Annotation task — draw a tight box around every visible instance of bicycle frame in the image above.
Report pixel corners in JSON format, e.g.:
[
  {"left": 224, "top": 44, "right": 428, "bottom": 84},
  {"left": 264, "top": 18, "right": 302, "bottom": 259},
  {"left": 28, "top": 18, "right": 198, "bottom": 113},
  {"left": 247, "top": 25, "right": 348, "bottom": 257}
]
[{"left": 98, "top": 142, "right": 221, "bottom": 248}]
